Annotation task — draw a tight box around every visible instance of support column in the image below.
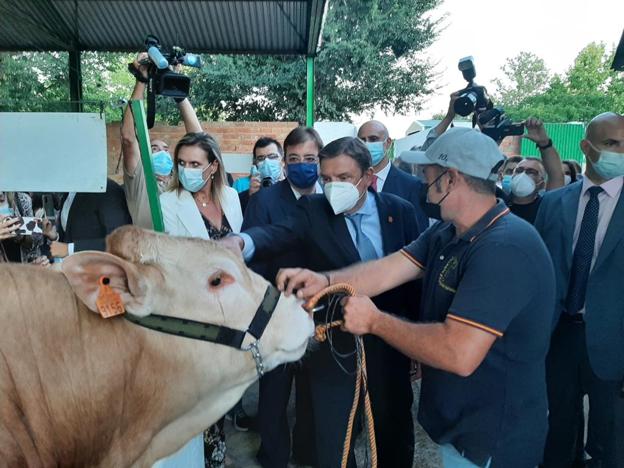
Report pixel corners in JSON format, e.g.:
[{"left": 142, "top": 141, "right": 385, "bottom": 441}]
[
  {"left": 69, "top": 50, "right": 83, "bottom": 112},
  {"left": 306, "top": 56, "right": 315, "bottom": 126}
]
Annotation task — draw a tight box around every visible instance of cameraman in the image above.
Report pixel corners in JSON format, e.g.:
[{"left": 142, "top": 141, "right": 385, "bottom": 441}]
[
  {"left": 506, "top": 118, "right": 565, "bottom": 224},
  {"left": 121, "top": 52, "right": 203, "bottom": 230}
]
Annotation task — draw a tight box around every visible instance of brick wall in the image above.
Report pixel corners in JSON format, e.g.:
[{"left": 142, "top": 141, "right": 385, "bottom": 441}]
[
  {"left": 106, "top": 121, "right": 298, "bottom": 179},
  {"left": 499, "top": 135, "right": 522, "bottom": 156}
]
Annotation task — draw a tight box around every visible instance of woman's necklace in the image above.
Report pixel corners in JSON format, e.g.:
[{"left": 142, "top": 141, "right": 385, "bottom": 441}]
[{"left": 195, "top": 193, "right": 211, "bottom": 208}]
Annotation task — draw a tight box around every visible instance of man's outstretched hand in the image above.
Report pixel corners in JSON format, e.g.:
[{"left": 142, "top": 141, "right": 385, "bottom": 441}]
[{"left": 276, "top": 267, "right": 329, "bottom": 299}]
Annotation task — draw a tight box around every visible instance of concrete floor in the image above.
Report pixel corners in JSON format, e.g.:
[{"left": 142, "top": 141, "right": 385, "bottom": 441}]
[{"left": 224, "top": 380, "right": 440, "bottom": 468}]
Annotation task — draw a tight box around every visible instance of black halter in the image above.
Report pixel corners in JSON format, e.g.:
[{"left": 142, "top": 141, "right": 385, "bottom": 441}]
[{"left": 124, "top": 284, "right": 281, "bottom": 376}]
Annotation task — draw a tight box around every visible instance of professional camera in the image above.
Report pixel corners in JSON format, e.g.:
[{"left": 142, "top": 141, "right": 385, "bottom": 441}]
[
  {"left": 129, "top": 35, "right": 202, "bottom": 128},
  {"left": 477, "top": 108, "right": 525, "bottom": 144},
  {"left": 453, "top": 56, "right": 492, "bottom": 117}
]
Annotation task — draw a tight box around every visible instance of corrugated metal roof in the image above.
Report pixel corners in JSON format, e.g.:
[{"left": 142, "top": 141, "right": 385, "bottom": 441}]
[
  {"left": 0, "top": 0, "right": 327, "bottom": 55},
  {"left": 520, "top": 122, "right": 586, "bottom": 163}
]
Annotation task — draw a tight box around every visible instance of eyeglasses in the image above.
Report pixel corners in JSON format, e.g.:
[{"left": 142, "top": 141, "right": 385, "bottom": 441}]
[
  {"left": 255, "top": 153, "right": 281, "bottom": 162},
  {"left": 514, "top": 167, "right": 541, "bottom": 177}
]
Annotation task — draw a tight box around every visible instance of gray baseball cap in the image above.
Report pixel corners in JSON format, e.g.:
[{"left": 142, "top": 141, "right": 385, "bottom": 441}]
[{"left": 400, "top": 127, "right": 504, "bottom": 182}]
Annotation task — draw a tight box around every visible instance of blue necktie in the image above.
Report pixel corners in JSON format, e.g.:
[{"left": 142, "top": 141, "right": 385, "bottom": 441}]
[
  {"left": 347, "top": 213, "right": 378, "bottom": 261},
  {"left": 565, "top": 186, "right": 603, "bottom": 315}
]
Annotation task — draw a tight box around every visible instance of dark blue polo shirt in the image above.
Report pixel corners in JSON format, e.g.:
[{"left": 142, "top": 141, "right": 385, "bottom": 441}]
[{"left": 401, "top": 200, "right": 555, "bottom": 467}]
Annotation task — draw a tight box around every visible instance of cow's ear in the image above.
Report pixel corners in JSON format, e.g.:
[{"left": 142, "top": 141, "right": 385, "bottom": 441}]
[{"left": 62, "top": 251, "right": 153, "bottom": 317}]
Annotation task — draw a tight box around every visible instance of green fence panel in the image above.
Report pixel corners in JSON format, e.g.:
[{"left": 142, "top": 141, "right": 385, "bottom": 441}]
[{"left": 520, "top": 123, "right": 586, "bottom": 164}]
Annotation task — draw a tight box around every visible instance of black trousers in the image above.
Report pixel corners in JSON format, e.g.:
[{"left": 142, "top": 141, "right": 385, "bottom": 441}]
[
  {"left": 306, "top": 332, "right": 414, "bottom": 468},
  {"left": 256, "top": 362, "right": 316, "bottom": 468},
  {"left": 543, "top": 317, "right": 624, "bottom": 468}
]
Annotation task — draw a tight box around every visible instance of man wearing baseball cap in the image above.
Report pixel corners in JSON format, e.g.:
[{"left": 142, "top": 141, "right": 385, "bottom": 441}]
[{"left": 276, "top": 127, "right": 557, "bottom": 467}]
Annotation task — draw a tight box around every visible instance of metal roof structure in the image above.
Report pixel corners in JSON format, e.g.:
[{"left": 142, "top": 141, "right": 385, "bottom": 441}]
[
  {"left": 0, "top": 0, "right": 327, "bottom": 56},
  {"left": 613, "top": 30, "right": 624, "bottom": 71}
]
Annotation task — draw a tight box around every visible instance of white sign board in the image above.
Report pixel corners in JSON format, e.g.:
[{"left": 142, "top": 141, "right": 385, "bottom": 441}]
[
  {"left": 314, "top": 122, "right": 357, "bottom": 145},
  {"left": 0, "top": 113, "right": 107, "bottom": 192}
]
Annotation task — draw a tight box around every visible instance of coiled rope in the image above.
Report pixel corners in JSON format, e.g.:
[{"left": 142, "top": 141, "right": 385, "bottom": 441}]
[{"left": 304, "top": 283, "right": 377, "bottom": 468}]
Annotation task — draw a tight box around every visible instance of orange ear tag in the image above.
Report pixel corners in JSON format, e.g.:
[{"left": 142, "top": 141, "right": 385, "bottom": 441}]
[{"left": 95, "top": 276, "right": 125, "bottom": 318}]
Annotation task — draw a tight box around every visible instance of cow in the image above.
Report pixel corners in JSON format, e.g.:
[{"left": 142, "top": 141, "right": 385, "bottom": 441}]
[{"left": 0, "top": 226, "right": 314, "bottom": 467}]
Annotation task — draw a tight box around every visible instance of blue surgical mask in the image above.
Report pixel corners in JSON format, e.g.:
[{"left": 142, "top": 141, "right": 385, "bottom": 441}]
[
  {"left": 366, "top": 141, "right": 386, "bottom": 166},
  {"left": 178, "top": 164, "right": 210, "bottom": 193},
  {"left": 287, "top": 162, "right": 319, "bottom": 189},
  {"left": 0, "top": 205, "right": 13, "bottom": 217},
  {"left": 152, "top": 150, "right": 173, "bottom": 176},
  {"left": 501, "top": 174, "right": 512, "bottom": 194},
  {"left": 258, "top": 159, "right": 282, "bottom": 183},
  {"left": 588, "top": 141, "right": 624, "bottom": 180}
]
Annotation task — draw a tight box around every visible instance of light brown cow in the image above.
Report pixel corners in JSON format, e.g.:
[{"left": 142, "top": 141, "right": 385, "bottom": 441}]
[{"left": 0, "top": 226, "right": 313, "bottom": 467}]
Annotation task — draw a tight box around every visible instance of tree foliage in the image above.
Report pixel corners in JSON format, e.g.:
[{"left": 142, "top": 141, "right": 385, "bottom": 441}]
[
  {"left": 0, "top": 0, "right": 442, "bottom": 123},
  {"left": 494, "top": 43, "right": 624, "bottom": 122},
  {"left": 492, "top": 52, "right": 551, "bottom": 108},
  {"left": 190, "top": 0, "right": 441, "bottom": 122}
]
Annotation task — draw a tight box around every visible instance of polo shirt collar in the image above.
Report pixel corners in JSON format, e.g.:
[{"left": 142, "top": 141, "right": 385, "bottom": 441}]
[{"left": 460, "top": 200, "right": 510, "bottom": 243}]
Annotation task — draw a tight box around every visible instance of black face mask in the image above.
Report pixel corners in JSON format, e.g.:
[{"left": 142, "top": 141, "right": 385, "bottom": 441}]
[{"left": 419, "top": 170, "right": 449, "bottom": 221}]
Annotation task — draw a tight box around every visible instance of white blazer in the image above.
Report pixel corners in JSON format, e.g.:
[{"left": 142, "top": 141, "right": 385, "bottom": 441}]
[{"left": 160, "top": 185, "right": 243, "bottom": 239}]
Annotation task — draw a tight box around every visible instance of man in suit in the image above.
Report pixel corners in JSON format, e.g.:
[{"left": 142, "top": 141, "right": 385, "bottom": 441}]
[
  {"left": 238, "top": 137, "right": 285, "bottom": 214},
  {"left": 229, "top": 137, "right": 420, "bottom": 468},
  {"left": 358, "top": 119, "right": 429, "bottom": 232},
  {"left": 535, "top": 112, "right": 624, "bottom": 468},
  {"left": 242, "top": 127, "right": 324, "bottom": 468},
  {"left": 44, "top": 178, "right": 132, "bottom": 258}
]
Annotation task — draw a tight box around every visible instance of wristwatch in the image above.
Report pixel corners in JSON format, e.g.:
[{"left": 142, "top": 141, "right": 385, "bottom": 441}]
[{"left": 536, "top": 139, "right": 553, "bottom": 150}]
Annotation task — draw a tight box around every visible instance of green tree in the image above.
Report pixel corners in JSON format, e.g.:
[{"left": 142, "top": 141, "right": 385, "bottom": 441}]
[
  {"left": 191, "top": 0, "right": 442, "bottom": 122},
  {"left": 495, "top": 42, "right": 624, "bottom": 122},
  {"left": 492, "top": 51, "right": 551, "bottom": 108}
]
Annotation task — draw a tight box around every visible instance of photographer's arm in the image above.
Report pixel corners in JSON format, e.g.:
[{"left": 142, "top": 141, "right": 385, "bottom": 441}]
[
  {"left": 432, "top": 92, "right": 459, "bottom": 136},
  {"left": 121, "top": 53, "right": 149, "bottom": 175},
  {"left": 177, "top": 98, "right": 202, "bottom": 133},
  {"left": 524, "top": 118, "right": 564, "bottom": 190}
]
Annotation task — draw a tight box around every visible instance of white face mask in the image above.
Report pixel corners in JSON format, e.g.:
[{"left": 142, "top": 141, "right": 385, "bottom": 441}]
[
  {"left": 324, "top": 178, "right": 364, "bottom": 215},
  {"left": 564, "top": 175, "right": 572, "bottom": 185},
  {"left": 510, "top": 172, "right": 536, "bottom": 198}
]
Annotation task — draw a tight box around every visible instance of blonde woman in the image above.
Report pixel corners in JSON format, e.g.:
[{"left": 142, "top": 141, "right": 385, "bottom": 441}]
[
  {"left": 160, "top": 132, "right": 242, "bottom": 239},
  {"left": 156, "top": 132, "right": 242, "bottom": 468}
]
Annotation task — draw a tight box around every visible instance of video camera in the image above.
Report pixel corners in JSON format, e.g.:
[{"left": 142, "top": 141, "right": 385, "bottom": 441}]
[
  {"left": 453, "top": 56, "right": 524, "bottom": 143},
  {"left": 130, "top": 35, "right": 202, "bottom": 128}
]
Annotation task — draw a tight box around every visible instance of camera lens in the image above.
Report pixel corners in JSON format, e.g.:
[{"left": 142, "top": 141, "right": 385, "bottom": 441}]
[{"left": 454, "top": 91, "right": 478, "bottom": 117}]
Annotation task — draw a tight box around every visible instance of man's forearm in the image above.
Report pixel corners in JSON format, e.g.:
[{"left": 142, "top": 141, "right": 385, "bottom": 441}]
[
  {"left": 371, "top": 313, "right": 467, "bottom": 375},
  {"left": 121, "top": 82, "right": 145, "bottom": 142},
  {"left": 327, "top": 251, "right": 421, "bottom": 297},
  {"left": 541, "top": 146, "right": 565, "bottom": 190},
  {"left": 178, "top": 99, "right": 202, "bottom": 133}
]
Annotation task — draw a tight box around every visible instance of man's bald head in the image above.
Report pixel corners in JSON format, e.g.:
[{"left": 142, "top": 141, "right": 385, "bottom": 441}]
[
  {"left": 581, "top": 112, "right": 624, "bottom": 182},
  {"left": 585, "top": 112, "right": 624, "bottom": 141},
  {"left": 358, "top": 120, "right": 390, "bottom": 141}
]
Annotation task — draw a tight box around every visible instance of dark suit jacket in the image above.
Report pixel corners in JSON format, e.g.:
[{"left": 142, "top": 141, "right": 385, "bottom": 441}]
[
  {"left": 245, "top": 189, "right": 420, "bottom": 320},
  {"left": 242, "top": 180, "right": 304, "bottom": 283},
  {"left": 239, "top": 189, "right": 251, "bottom": 215},
  {"left": 59, "top": 179, "right": 132, "bottom": 252},
  {"left": 382, "top": 164, "right": 429, "bottom": 234},
  {"left": 244, "top": 189, "right": 421, "bottom": 409},
  {"left": 534, "top": 181, "right": 624, "bottom": 381}
]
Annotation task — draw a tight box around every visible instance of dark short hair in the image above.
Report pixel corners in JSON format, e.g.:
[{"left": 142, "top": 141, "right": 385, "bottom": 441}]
[
  {"left": 562, "top": 160, "right": 578, "bottom": 183},
  {"left": 253, "top": 137, "right": 283, "bottom": 159},
  {"left": 501, "top": 155, "right": 523, "bottom": 173},
  {"left": 318, "top": 137, "right": 372, "bottom": 175},
  {"left": 283, "top": 127, "right": 324, "bottom": 155}
]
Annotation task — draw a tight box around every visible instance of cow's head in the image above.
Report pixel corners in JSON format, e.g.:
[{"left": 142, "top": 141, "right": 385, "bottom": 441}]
[{"left": 62, "top": 226, "right": 314, "bottom": 374}]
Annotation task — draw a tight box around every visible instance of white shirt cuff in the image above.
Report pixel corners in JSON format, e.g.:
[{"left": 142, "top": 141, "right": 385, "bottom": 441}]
[
  {"left": 67, "top": 243, "right": 75, "bottom": 255},
  {"left": 238, "top": 233, "right": 256, "bottom": 262}
]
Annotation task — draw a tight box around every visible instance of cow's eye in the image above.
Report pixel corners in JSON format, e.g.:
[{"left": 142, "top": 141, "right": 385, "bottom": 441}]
[{"left": 208, "top": 271, "right": 234, "bottom": 290}]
